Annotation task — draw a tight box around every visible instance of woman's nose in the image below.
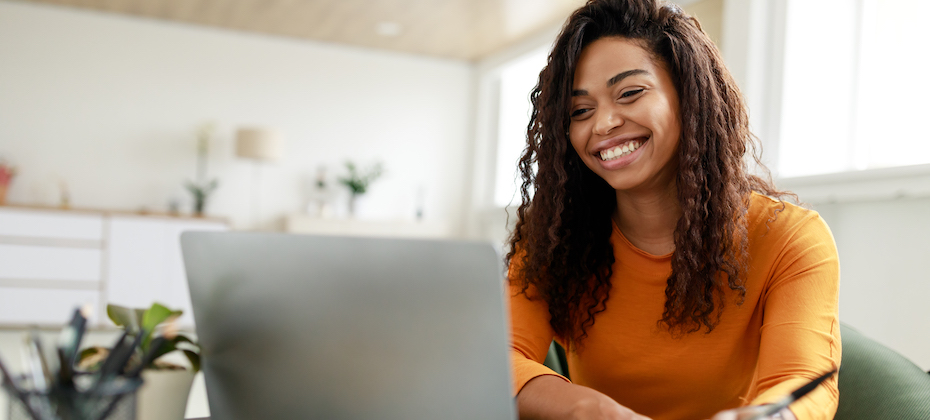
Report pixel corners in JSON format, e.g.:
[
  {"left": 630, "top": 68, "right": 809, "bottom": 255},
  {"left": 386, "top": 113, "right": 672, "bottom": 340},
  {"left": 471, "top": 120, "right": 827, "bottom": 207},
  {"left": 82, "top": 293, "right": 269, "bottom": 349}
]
[{"left": 594, "top": 107, "right": 624, "bottom": 135}]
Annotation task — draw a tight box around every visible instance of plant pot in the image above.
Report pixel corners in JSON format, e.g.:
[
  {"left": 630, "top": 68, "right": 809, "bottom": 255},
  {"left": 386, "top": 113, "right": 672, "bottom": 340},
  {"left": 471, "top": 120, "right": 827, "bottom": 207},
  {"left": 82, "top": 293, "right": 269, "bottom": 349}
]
[
  {"left": 137, "top": 369, "right": 195, "bottom": 420},
  {"left": 0, "top": 184, "right": 7, "bottom": 205}
]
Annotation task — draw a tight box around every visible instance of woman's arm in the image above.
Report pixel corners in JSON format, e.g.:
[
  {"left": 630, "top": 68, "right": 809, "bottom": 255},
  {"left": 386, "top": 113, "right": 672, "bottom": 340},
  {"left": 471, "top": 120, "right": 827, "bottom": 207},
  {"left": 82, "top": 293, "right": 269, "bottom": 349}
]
[
  {"left": 518, "top": 375, "right": 653, "bottom": 420},
  {"left": 747, "top": 210, "right": 841, "bottom": 419},
  {"left": 509, "top": 279, "right": 651, "bottom": 420}
]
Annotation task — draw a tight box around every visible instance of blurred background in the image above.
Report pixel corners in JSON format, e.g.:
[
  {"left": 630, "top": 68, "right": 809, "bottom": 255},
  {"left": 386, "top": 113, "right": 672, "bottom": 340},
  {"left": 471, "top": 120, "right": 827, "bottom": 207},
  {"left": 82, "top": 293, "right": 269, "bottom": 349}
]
[{"left": 0, "top": 0, "right": 928, "bottom": 415}]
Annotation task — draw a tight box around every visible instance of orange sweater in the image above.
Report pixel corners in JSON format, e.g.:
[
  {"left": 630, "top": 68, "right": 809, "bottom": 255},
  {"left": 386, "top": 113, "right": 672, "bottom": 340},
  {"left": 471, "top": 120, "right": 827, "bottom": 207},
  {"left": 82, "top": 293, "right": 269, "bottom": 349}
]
[{"left": 509, "top": 194, "right": 841, "bottom": 420}]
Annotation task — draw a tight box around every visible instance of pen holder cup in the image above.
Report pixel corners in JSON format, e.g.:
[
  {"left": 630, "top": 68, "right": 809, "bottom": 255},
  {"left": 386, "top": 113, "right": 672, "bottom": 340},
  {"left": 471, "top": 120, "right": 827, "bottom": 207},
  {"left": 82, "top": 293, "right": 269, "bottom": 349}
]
[{"left": 6, "top": 375, "right": 140, "bottom": 420}]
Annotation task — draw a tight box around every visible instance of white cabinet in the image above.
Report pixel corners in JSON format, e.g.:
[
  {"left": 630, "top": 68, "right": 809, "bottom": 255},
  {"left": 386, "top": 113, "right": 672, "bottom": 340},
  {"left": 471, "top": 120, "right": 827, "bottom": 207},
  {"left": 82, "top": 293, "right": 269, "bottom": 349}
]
[
  {"left": 0, "top": 244, "right": 102, "bottom": 281},
  {"left": 105, "top": 216, "right": 225, "bottom": 327},
  {"left": 0, "top": 209, "right": 104, "bottom": 240},
  {"left": 0, "top": 208, "right": 105, "bottom": 324},
  {"left": 0, "top": 288, "right": 101, "bottom": 325},
  {"left": 0, "top": 206, "right": 227, "bottom": 327}
]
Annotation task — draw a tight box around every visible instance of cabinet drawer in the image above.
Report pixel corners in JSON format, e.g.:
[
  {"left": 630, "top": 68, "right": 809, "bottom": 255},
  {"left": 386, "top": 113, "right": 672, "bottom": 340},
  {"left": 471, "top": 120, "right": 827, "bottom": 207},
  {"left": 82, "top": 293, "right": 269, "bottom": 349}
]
[
  {"left": 0, "top": 208, "right": 104, "bottom": 240},
  {"left": 0, "top": 287, "right": 100, "bottom": 325},
  {"left": 0, "top": 244, "right": 102, "bottom": 281}
]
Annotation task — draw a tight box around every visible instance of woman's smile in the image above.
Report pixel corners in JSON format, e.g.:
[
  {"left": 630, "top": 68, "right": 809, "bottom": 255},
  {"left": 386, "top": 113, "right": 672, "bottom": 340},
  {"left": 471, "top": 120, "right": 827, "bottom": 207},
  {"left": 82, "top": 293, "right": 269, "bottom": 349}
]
[{"left": 591, "top": 134, "right": 650, "bottom": 170}]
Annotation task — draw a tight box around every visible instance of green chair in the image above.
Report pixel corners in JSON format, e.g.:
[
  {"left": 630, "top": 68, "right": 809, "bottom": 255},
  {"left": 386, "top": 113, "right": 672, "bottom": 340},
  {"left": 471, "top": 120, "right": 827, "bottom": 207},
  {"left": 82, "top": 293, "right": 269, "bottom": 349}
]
[
  {"left": 543, "top": 340, "right": 569, "bottom": 380},
  {"left": 541, "top": 323, "right": 930, "bottom": 419},
  {"left": 834, "top": 323, "right": 930, "bottom": 419}
]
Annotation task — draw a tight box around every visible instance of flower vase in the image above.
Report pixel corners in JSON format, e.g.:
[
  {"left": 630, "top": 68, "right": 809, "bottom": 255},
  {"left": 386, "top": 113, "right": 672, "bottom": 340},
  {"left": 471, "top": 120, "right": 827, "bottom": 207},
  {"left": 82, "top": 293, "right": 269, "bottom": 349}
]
[
  {"left": 0, "top": 184, "right": 7, "bottom": 205},
  {"left": 137, "top": 369, "right": 195, "bottom": 420},
  {"left": 348, "top": 193, "right": 359, "bottom": 217},
  {"left": 193, "top": 195, "right": 206, "bottom": 217}
]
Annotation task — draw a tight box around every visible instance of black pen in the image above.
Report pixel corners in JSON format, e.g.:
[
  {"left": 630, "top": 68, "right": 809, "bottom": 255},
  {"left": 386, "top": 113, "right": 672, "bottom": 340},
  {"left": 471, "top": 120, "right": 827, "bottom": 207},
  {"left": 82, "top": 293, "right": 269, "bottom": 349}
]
[
  {"left": 747, "top": 368, "right": 838, "bottom": 420},
  {"left": 57, "top": 306, "right": 90, "bottom": 386},
  {"left": 126, "top": 335, "right": 164, "bottom": 378},
  {"left": 126, "top": 319, "right": 178, "bottom": 378},
  {"left": 23, "top": 331, "right": 50, "bottom": 392}
]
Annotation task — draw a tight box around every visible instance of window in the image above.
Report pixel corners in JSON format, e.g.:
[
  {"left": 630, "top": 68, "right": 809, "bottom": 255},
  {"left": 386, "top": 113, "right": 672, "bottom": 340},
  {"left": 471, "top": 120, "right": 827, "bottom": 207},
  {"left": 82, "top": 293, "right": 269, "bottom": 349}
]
[
  {"left": 493, "top": 47, "right": 548, "bottom": 207},
  {"left": 778, "top": 0, "right": 930, "bottom": 178}
]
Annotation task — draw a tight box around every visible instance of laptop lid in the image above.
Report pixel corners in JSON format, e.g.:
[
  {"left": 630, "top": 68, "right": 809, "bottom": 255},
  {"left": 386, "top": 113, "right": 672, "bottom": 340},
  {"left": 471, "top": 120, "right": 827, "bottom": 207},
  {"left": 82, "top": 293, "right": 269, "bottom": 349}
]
[{"left": 181, "top": 232, "right": 516, "bottom": 420}]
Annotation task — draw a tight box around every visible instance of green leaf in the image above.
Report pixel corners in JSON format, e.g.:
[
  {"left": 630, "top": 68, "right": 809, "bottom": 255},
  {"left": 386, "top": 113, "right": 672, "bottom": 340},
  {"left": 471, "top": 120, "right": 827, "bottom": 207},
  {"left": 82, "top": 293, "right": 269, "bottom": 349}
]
[
  {"left": 141, "top": 303, "right": 174, "bottom": 332},
  {"left": 77, "top": 346, "right": 108, "bottom": 372},
  {"left": 78, "top": 347, "right": 103, "bottom": 361},
  {"left": 182, "top": 349, "right": 201, "bottom": 373},
  {"left": 134, "top": 308, "right": 146, "bottom": 325},
  {"left": 172, "top": 334, "right": 199, "bottom": 350},
  {"left": 107, "top": 304, "right": 140, "bottom": 330},
  {"left": 141, "top": 303, "right": 181, "bottom": 349},
  {"left": 148, "top": 337, "right": 176, "bottom": 364}
]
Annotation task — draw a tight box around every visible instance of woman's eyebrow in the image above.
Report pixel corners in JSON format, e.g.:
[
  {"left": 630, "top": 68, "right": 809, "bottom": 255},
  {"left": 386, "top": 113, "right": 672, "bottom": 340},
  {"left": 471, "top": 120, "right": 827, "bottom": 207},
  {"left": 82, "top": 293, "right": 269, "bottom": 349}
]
[
  {"left": 572, "top": 69, "right": 651, "bottom": 96},
  {"left": 607, "top": 69, "right": 649, "bottom": 87}
]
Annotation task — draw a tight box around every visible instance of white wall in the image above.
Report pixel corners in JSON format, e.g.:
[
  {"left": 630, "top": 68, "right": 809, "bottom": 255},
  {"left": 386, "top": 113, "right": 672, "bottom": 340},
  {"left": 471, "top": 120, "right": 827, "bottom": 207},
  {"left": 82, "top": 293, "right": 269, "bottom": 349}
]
[
  {"left": 822, "top": 197, "right": 930, "bottom": 370},
  {"left": 780, "top": 166, "right": 930, "bottom": 370},
  {"left": 0, "top": 0, "right": 474, "bottom": 231}
]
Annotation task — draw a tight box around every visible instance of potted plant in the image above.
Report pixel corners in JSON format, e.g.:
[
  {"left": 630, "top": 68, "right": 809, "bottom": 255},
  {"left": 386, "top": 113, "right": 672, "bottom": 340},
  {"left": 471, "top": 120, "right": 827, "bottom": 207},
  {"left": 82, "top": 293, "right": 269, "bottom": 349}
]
[
  {"left": 185, "top": 123, "right": 219, "bottom": 217},
  {"left": 337, "top": 160, "right": 383, "bottom": 217},
  {"left": 80, "top": 303, "right": 200, "bottom": 420}
]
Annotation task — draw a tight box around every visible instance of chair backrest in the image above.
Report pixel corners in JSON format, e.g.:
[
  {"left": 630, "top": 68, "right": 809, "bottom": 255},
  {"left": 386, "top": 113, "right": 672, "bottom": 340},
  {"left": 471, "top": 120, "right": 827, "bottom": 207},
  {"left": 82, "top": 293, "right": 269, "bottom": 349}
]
[
  {"left": 834, "top": 323, "right": 930, "bottom": 420},
  {"left": 541, "top": 323, "right": 930, "bottom": 419},
  {"left": 543, "top": 341, "right": 569, "bottom": 380}
]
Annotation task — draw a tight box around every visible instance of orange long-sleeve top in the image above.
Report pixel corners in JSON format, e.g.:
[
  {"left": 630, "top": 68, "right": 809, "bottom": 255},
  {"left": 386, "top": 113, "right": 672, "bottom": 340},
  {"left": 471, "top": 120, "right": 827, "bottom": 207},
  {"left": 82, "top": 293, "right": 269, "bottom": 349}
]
[{"left": 509, "top": 194, "right": 841, "bottom": 420}]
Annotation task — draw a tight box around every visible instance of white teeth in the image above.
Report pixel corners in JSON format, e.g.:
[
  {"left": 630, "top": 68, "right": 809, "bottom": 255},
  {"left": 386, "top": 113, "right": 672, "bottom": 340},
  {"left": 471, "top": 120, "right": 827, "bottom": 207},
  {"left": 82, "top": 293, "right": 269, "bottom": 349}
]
[{"left": 599, "top": 140, "right": 643, "bottom": 161}]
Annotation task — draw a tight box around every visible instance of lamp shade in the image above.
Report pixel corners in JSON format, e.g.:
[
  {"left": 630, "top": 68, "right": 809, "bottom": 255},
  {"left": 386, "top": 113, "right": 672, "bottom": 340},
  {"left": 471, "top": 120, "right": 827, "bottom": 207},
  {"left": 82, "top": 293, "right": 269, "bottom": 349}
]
[{"left": 235, "top": 128, "right": 283, "bottom": 162}]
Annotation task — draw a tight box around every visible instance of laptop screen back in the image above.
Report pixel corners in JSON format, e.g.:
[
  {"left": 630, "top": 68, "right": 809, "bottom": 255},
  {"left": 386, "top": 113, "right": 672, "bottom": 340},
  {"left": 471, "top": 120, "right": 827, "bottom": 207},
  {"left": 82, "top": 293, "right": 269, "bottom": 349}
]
[{"left": 181, "top": 232, "right": 516, "bottom": 420}]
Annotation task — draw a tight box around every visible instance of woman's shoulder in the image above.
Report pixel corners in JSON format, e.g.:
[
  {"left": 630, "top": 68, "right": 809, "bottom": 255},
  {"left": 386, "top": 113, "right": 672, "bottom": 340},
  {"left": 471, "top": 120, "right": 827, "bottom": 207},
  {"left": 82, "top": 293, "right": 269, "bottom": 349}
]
[{"left": 746, "top": 192, "right": 833, "bottom": 247}]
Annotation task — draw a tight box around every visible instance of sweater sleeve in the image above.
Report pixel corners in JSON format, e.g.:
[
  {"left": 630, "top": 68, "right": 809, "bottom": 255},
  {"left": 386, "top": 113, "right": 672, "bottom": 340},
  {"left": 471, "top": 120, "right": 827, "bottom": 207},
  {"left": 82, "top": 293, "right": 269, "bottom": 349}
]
[
  {"left": 749, "top": 211, "right": 841, "bottom": 420},
  {"left": 508, "top": 275, "right": 571, "bottom": 395}
]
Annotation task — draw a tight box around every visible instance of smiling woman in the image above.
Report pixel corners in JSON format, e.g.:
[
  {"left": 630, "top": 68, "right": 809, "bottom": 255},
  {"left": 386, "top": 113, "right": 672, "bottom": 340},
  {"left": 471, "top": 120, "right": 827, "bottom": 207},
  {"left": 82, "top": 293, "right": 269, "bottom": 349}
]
[
  {"left": 568, "top": 38, "right": 681, "bottom": 204},
  {"left": 505, "top": 1, "right": 841, "bottom": 420}
]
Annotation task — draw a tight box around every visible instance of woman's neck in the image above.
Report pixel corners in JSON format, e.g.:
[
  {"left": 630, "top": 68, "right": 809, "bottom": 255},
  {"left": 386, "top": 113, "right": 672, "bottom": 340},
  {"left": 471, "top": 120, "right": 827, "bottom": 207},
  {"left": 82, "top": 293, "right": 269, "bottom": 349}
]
[{"left": 614, "top": 185, "right": 681, "bottom": 256}]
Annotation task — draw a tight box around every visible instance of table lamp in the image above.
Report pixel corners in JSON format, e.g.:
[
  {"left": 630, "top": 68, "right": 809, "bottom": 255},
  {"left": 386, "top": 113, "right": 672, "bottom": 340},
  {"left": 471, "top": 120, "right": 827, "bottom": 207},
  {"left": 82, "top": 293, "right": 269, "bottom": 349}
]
[{"left": 235, "top": 127, "right": 283, "bottom": 229}]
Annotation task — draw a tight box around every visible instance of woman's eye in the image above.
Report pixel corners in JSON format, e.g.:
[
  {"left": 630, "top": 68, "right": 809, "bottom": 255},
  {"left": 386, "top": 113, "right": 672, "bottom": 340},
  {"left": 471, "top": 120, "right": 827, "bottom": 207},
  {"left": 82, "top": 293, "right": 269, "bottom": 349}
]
[
  {"left": 620, "top": 88, "right": 645, "bottom": 99},
  {"left": 571, "top": 108, "right": 591, "bottom": 118}
]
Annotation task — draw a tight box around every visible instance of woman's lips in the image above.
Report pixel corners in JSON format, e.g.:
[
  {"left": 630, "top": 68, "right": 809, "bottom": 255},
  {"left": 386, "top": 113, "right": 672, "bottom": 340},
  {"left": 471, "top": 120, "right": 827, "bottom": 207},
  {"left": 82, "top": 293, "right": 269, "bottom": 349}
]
[{"left": 594, "top": 137, "right": 648, "bottom": 170}]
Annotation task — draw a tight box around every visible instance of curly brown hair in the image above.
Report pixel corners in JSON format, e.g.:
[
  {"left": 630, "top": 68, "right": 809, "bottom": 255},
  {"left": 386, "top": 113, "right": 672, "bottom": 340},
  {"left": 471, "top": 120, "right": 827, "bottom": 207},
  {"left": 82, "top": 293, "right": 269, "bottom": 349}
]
[{"left": 505, "top": 0, "right": 791, "bottom": 348}]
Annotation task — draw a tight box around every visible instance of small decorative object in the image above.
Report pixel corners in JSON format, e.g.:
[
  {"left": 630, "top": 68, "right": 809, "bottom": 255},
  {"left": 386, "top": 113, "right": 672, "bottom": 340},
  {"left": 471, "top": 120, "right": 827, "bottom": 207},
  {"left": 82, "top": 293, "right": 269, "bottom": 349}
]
[
  {"left": 167, "top": 198, "right": 180, "bottom": 216},
  {"left": 0, "top": 159, "right": 16, "bottom": 205},
  {"left": 338, "top": 160, "right": 384, "bottom": 217},
  {"left": 59, "top": 181, "right": 71, "bottom": 209},
  {"left": 185, "top": 123, "right": 220, "bottom": 217},
  {"left": 307, "top": 166, "right": 335, "bottom": 218},
  {"left": 415, "top": 185, "right": 426, "bottom": 221},
  {"left": 79, "top": 303, "right": 200, "bottom": 420}
]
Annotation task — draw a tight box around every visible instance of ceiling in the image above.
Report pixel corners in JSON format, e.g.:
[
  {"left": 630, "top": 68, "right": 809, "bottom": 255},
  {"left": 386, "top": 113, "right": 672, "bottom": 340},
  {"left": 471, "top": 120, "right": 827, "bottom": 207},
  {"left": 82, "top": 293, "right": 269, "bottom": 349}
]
[{"left": 22, "top": 0, "right": 593, "bottom": 60}]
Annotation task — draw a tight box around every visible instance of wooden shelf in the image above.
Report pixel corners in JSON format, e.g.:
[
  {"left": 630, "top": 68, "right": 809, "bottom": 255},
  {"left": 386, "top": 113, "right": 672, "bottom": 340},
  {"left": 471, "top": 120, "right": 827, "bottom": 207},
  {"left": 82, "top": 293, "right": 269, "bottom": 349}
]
[
  {"left": 285, "top": 215, "right": 452, "bottom": 239},
  {"left": 0, "top": 203, "right": 228, "bottom": 223}
]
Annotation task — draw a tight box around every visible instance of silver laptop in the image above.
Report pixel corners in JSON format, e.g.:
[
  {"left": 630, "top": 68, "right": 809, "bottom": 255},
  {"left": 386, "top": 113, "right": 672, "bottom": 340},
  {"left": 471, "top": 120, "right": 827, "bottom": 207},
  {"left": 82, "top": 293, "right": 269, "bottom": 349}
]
[{"left": 181, "top": 232, "right": 516, "bottom": 420}]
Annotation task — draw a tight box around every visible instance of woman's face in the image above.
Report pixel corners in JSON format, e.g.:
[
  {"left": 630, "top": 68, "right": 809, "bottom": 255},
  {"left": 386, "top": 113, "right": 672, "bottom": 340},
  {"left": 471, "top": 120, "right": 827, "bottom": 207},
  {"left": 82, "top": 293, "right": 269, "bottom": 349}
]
[{"left": 569, "top": 37, "right": 681, "bottom": 193}]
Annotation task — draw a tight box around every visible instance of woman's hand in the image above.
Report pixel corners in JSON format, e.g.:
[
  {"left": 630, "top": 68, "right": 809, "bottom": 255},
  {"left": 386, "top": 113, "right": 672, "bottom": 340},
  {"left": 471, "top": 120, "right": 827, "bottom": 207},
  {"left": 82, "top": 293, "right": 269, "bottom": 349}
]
[
  {"left": 709, "top": 405, "right": 796, "bottom": 420},
  {"left": 517, "top": 375, "right": 653, "bottom": 420}
]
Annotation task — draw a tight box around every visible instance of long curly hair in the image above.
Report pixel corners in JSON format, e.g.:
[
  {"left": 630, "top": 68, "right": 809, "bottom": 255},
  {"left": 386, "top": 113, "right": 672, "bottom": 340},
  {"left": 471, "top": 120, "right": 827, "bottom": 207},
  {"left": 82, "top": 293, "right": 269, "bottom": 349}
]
[{"left": 505, "top": 0, "right": 790, "bottom": 348}]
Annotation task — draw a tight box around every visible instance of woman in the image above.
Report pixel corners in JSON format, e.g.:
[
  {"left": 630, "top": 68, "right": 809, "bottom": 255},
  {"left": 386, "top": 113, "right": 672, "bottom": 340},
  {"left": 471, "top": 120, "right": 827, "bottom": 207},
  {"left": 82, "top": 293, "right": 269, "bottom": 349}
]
[{"left": 506, "top": 1, "right": 841, "bottom": 419}]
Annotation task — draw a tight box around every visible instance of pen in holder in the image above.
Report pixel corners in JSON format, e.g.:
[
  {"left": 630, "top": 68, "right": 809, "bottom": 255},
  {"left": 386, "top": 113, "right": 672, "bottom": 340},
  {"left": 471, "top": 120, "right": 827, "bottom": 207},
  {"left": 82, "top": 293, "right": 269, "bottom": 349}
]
[
  {"left": 0, "top": 308, "right": 145, "bottom": 420},
  {"left": 6, "top": 373, "right": 141, "bottom": 420}
]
